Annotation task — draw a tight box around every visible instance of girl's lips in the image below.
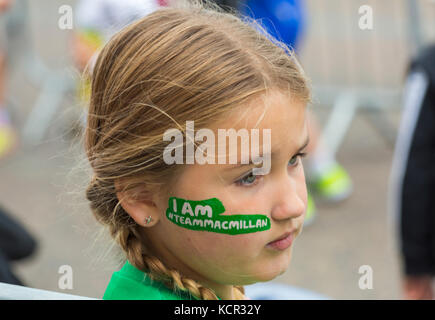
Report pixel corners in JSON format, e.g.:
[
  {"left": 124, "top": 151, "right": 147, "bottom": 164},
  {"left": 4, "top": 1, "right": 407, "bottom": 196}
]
[{"left": 266, "top": 232, "right": 294, "bottom": 251}]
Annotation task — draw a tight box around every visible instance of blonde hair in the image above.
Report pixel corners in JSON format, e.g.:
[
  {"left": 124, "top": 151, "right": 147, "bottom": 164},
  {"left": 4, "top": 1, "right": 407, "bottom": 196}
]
[{"left": 84, "top": 0, "right": 310, "bottom": 300}]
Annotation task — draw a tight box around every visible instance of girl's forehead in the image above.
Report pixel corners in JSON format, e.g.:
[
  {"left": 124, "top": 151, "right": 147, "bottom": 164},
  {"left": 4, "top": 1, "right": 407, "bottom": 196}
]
[
  {"left": 194, "top": 92, "right": 308, "bottom": 166},
  {"left": 210, "top": 91, "right": 307, "bottom": 132}
]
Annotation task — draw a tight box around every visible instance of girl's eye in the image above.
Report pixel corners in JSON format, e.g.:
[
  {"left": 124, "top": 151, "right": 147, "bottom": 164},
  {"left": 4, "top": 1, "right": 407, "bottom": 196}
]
[
  {"left": 235, "top": 171, "right": 260, "bottom": 187},
  {"left": 235, "top": 153, "right": 307, "bottom": 187},
  {"left": 288, "top": 153, "right": 307, "bottom": 167}
]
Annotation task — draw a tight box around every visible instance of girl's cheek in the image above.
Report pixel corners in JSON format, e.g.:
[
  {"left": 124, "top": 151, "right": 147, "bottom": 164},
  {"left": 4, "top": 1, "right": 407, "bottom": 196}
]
[
  {"left": 222, "top": 233, "right": 268, "bottom": 257},
  {"left": 190, "top": 232, "right": 262, "bottom": 258},
  {"left": 186, "top": 232, "right": 226, "bottom": 257}
]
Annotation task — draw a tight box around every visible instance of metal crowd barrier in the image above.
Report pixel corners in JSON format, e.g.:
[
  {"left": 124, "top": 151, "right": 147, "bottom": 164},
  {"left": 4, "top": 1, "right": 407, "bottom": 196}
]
[
  {"left": 0, "top": 282, "right": 97, "bottom": 300},
  {"left": 4, "top": 0, "right": 75, "bottom": 145},
  {"left": 301, "top": 0, "right": 435, "bottom": 154},
  {"left": 0, "top": 281, "right": 327, "bottom": 300}
]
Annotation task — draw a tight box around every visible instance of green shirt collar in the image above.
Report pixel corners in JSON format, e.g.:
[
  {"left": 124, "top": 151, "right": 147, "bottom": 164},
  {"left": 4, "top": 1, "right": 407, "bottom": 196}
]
[{"left": 104, "top": 260, "right": 222, "bottom": 300}]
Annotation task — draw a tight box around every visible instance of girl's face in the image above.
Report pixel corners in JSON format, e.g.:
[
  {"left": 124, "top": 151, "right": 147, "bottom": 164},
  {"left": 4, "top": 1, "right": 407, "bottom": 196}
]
[{"left": 147, "top": 90, "right": 308, "bottom": 287}]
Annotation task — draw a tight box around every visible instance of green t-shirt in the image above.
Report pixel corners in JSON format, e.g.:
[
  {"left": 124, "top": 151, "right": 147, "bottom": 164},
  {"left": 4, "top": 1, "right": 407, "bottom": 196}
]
[{"left": 103, "top": 260, "right": 221, "bottom": 300}]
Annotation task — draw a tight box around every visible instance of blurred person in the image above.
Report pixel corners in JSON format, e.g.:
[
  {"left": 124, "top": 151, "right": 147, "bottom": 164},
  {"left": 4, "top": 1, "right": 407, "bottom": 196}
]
[
  {"left": 71, "top": 0, "right": 161, "bottom": 115},
  {"left": 234, "top": 0, "right": 352, "bottom": 225},
  {"left": 0, "top": 205, "right": 37, "bottom": 285},
  {"left": 72, "top": 0, "right": 161, "bottom": 71},
  {"left": 389, "top": 44, "right": 435, "bottom": 300},
  {"left": 0, "top": 0, "right": 17, "bottom": 160},
  {"left": 0, "top": 0, "right": 37, "bottom": 287}
]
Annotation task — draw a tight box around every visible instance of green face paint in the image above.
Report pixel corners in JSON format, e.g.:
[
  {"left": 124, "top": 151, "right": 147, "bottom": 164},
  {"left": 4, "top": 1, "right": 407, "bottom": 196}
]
[{"left": 166, "top": 197, "right": 271, "bottom": 235}]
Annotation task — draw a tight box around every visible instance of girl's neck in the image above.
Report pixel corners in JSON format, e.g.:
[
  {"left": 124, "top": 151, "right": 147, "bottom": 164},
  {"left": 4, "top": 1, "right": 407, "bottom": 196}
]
[{"left": 202, "top": 280, "right": 236, "bottom": 300}]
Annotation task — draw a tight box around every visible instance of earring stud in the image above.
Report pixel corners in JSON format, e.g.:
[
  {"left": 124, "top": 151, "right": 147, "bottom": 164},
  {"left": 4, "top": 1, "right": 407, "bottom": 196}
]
[{"left": 144, "top": 216, "right": 153, "bottom": 225}]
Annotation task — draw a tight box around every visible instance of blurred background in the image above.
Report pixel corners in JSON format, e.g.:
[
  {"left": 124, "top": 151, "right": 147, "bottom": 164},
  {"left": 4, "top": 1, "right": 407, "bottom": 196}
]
[{"left": 1, "top": 0, "right": 434, "bottom": 299}]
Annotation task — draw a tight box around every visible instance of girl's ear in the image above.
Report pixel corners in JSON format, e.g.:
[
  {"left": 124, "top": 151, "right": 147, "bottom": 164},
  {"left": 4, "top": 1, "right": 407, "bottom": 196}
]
[{"left": 114, "top": 179, "right": 159, "bottom": 227}]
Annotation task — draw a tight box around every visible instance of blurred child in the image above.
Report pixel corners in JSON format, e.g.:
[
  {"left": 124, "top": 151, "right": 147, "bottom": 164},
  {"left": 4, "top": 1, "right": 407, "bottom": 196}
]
[
  {"left": 84, "top": 1, "right": 311, "bottom": 299},
  {"left": 71, "top": 0, "right": 160, "bottom": 122},
  {"left": 72, "top": 0, "right": 160, "bottom": 72}
]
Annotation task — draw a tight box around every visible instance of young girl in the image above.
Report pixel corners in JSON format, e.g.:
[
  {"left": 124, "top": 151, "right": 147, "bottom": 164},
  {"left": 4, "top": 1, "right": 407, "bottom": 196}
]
[{"left": 84, "top": 0, "right": 311, "bottom": 300}]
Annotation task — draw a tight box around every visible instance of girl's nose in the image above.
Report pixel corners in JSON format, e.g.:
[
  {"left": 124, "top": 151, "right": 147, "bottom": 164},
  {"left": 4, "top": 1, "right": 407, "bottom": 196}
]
[{"left": 270, "top": 177, "right": 306, "bottom": 222}]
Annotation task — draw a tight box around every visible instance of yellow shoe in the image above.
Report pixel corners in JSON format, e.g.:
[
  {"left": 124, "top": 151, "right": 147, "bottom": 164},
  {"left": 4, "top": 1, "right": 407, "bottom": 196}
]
[
  {"left": 75, "top": 29, "right": 104, "bottom": 105},
  {"left": 0, "top": 124, "right": 18, "bottom": 160},
  {"left": 304, "top": 192, "right": 316, "bottom": 227},
  {"left": 310, "top": 163, "right": 352, "bottom": 203}
]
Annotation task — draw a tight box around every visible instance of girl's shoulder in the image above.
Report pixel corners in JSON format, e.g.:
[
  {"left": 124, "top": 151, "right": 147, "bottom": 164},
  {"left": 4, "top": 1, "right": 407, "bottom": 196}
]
[{"left": 103, "top": 260, "right": 197, "bottom": 300}]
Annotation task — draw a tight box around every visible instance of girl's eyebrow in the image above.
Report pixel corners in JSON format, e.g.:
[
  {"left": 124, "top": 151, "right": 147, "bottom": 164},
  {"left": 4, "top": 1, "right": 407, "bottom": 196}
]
[
  {"left": 224, "top": 135, "right": 310, "bottom": 170},
  {"left": 298, "top": 136, "right": 310, "bottom": 153}
]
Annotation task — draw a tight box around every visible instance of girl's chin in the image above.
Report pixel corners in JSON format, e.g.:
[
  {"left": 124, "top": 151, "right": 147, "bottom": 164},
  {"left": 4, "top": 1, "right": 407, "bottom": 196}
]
[
  {"left": 254, "top": 260, "right": 292, "bottom": 281},
  {"left": 254, "top": 271, "right": 285, "bottom": 283},
  {"left": 237, "top": 268, "right": 288, "bottom": 285}
]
